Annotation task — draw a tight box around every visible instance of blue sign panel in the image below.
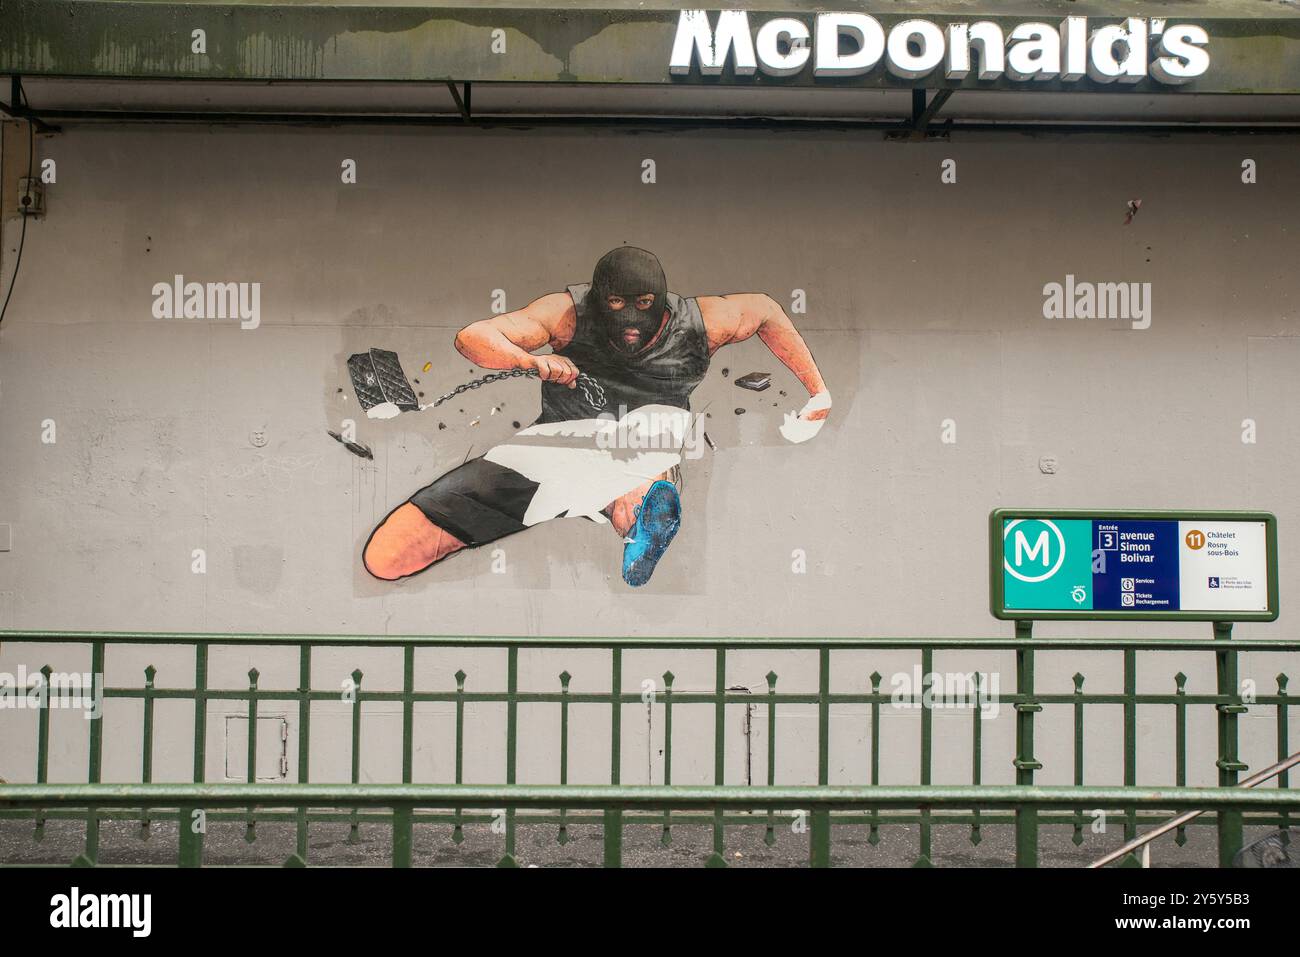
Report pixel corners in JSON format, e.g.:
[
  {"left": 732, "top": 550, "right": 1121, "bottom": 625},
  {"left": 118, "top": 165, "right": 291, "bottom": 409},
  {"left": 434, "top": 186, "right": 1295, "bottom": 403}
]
[{"left": 1091, "top": 520, "right": 1180, "bottom": 611}]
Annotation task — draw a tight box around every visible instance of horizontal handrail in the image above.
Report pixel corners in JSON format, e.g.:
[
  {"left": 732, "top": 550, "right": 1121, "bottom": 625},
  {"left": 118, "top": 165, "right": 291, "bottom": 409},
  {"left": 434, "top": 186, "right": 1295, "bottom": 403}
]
[
  {"left": 3, "top": 784, "right": 1299, "bottom": 811},
  {"left": 1, "top": 630, "right": 1297, "bottom": 651}
]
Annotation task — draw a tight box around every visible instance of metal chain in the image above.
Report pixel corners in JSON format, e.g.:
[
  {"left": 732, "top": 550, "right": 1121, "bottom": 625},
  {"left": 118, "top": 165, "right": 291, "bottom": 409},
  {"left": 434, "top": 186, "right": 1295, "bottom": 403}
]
[{"left": 426, "top": 367, "right": 606, "bottom": 411}]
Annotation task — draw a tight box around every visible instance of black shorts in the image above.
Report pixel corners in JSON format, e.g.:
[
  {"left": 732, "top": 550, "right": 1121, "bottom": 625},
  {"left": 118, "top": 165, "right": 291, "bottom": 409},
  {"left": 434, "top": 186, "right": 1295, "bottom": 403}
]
[{"left": 407, "top": 457, "right": 541, "bottom": 547}]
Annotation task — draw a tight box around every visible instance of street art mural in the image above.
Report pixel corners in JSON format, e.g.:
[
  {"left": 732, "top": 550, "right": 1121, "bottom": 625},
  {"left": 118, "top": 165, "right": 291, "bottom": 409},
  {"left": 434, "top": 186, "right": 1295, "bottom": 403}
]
[{"left": 353, "top": 245, "right": 831, "bottom": 586}]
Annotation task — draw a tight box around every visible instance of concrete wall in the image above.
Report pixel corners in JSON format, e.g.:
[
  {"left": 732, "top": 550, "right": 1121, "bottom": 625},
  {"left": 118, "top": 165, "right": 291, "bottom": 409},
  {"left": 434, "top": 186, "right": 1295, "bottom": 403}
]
[{"left": 0, "top": 124, "right": 1296, "bottom": 788}]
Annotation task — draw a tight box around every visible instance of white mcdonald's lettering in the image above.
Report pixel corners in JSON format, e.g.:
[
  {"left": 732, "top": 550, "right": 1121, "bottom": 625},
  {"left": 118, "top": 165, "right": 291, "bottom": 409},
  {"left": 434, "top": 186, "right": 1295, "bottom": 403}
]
[{"left": 668, "top": 11, "right": 1210, "bottom": 85}]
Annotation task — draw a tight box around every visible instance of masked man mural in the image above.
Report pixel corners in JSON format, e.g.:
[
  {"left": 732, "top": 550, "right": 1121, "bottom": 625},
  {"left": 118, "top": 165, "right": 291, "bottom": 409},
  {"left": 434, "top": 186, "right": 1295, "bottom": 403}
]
[{"left": 363, "top": 246, "right": 831, "bottom": 586}]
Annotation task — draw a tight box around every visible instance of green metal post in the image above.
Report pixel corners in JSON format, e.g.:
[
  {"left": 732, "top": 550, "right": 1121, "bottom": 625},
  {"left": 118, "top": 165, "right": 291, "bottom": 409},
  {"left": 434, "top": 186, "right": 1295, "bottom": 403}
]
[
  {"left": 453, "top": 668, "right": 466, "bottom": 844},
  {"left": 402, "top": 645, "right": 414, "bottom": 784},
  {"left": 1175, "top": 671, "right": 1188, "bottom": 845},
  {"left": 141, "top": 666, "right": 156, "bottom": 783},
  {"left": 83, "top": 641, "right": 104, "bottom": 865},
  {"left": 192, "top": 643, "right": 208, "bottom": 783},
  {"left": 504, "top": 647, "right": 517, "bottom": 865},
  {"left": 248, "top": 669, "right": 260, "bottom": 784},
  {"left": 869, "top": 670, "right": 882, "bottom": 845},
  {"left": 818, "top": 648, "right": 831, "bottom": 789},
  {"left": 348, "top": 669, "right": 362, "bottom": 844},
  {"left": 36, "top": 665, "right": 51, "bottom": 783},
  {"left": 1215, "top": 621, "right": 1246, "bottom": 867},
  {"left": 141, "top": 664, "right": 156, "bottom": 836},
  {"left": 606, "top": 649, "right": 622, "bottom": 867},
  {"left": 971, "top": 671, "right": 983, "bottom": 846},
  {"left": 812, "top": 647, "right": 832, "bottom": 867},
  {"left": 765, "top": 670, "right": 777, "bottom": 847},
  {"left": 247, "top": 668, "right": 259, "bottom": 842},
  {"left": 810, "top": 808, "right": 831, "bottom": 868},
  {"left": 1123, "top": 649, "right": 1137, "bottom": 842},
  {"left": 558, "top": 670, "right": 571, "bottom": 845},
  {"left": 294, "top": 644, "right": 311, "bottom": 866},
  {"left": 918, "top": 646, "right": 932, "bottom": 865},
  {"left": 34, "top": 664, "right": 50, "bottom": 839},
  {"left": 603, "top": 807, "right": 623, "bottom": 868},
  {"left": 185, "top": 643, "right": 208, "bottom": 867},
  {"left": 661, "top": 670, "right": 674, "bottom": 845},
  {"left": 392, "top": 804, "right": 413, "bottom": 868},
  {"left": 709, "top": 648, "right": 726, "bottom": 866},
  {"left": 178, "top": 804, "right": 203, "bottom": 867},
  {"left": 1013, "top": 620, "right": 1041, "bottom": 867},
  {"left": 1070, "top": 672, "right": 1084, "bottom": 845},
  {"left": 1278, "top": 674, "right": 1290, "bottom": 832}
]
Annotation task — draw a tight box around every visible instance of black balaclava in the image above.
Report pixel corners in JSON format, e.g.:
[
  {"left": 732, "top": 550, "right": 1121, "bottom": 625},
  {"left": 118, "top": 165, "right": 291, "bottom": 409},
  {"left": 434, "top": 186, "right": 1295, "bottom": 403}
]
[{"left": 590, "top": 246, "right": 668, "bottom": 356}]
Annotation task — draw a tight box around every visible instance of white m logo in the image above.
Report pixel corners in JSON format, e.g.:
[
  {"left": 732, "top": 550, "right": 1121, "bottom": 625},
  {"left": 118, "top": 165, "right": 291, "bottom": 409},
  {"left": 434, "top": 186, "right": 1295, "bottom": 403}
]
[
  {"left": 1015, "top": 529, "right": 1051, "bottom": 567},
  {"left": 1004, "top": 520, "right": 1066, "bottom": 583}
]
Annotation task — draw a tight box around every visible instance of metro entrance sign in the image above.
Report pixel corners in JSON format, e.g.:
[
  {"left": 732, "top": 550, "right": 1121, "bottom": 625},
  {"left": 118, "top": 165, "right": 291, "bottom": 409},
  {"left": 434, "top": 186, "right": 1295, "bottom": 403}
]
[{"left": 990, "top": 509, "right": 1278, "bottom": 621}]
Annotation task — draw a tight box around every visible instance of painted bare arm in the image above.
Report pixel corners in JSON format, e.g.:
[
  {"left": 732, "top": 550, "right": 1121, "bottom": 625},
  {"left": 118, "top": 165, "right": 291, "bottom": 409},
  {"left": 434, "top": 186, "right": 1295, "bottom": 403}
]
[
  {"left": 702, "top": 294, "right": 831, "bottom": 437},
  {"left": 453, "top": 293, "right": 581, "bottom": 387}
]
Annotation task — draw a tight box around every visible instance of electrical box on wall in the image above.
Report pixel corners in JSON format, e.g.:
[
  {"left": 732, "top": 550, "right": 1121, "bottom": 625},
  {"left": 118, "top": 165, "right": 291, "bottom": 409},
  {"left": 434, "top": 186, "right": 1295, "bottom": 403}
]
[
  {"left": 1, "top": 119, "right": 49, "bottom": 220},
  {"left": 17, "top": 177, "right": 43, "bottom": 217}
]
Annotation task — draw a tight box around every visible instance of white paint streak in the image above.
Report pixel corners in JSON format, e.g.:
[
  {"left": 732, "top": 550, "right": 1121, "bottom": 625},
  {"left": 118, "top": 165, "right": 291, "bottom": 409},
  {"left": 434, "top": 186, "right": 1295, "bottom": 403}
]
[
  {"left": 484, "top": 405, "right": 689, "bottom": 527},
  {"left": 780, "top": 391, "right": 832, "bottom": 444}
]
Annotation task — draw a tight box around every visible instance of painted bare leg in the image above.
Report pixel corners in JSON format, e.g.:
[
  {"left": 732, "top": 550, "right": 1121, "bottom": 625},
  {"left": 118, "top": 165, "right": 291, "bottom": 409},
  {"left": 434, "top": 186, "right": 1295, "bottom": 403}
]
[
  {"left": 604, "top": 470, "right": 681, "bottom": 586},
  {"left": 605, "top": 476, "right": 663, "bottom": 537},
  {"left": 364, "top": 503, "right": 467, "bottom": 580}
]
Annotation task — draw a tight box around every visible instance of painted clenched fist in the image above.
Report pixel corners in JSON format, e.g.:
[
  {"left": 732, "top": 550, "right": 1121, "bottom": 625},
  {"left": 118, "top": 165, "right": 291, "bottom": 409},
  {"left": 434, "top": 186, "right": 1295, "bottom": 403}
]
[{"left": 527, "top": 354, "right": 580, "bottom": 389}]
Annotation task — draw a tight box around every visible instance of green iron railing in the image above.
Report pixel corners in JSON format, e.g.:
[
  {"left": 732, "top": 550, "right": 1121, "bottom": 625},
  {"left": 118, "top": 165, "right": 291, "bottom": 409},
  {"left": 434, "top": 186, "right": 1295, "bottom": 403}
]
[
  {"left": 0, "top": 630, "right": 1295, "bottom": 867},
  {"left": 4, "top": 784, "right": 1299, "bottom": 869}
]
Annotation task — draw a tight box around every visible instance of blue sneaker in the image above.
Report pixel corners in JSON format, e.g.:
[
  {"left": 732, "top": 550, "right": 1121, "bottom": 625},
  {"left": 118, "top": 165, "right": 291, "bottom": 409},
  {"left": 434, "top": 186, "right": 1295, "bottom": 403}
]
[{"left": 622, "top": 480, "right": 681, "bottom": 587}]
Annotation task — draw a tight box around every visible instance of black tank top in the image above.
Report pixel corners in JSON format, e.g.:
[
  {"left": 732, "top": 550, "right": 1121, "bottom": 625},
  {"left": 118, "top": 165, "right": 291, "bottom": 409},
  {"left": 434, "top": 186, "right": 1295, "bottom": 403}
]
[{"left": 536, "top": 282, "right": 711, "bottom": 424}]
